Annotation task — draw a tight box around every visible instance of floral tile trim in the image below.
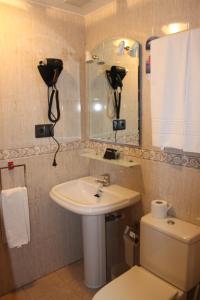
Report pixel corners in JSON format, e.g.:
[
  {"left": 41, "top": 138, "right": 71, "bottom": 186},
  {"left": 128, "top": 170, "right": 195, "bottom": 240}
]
[
  {"left": 0, "top": 139, "right": 200, "bottom": 170},
  {"left": 0, "top": 140, "right": 85, "bottom": 161},
  {"left": 85, "top": 141, "right": 200, "bottom": 170},
  {"left": 92, "top": 132, "right": 139, "bottom": 145}
]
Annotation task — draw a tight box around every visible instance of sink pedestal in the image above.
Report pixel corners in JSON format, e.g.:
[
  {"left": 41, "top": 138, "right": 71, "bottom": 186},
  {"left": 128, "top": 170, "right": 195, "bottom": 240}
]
[{"left": 82, "top": 215, "right": 106, "bottom": 288}]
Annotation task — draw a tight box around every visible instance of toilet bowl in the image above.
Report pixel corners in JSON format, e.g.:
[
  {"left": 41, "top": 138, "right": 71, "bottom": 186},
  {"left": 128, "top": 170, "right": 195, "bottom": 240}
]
[{"left": 93, "top": 214, "right": 200, "bottom": 300}]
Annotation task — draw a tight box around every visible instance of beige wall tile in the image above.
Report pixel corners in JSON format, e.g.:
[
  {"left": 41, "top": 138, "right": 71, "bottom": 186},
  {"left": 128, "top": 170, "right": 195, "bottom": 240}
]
[
  {"left": 85, "top": 0, "right": 200, "bottom": 148},
  {"left": 85, "top": 0, "right": 200, "bottom": 227},
  {"left": 1, "top": 0, "right": 200, "bottom": 297},
  {"left": 0, "top": 150, "right": 89, "bottom": 296},
  {"left": 0, "top": 2, "right": 87, "bottom": 295},
  {"left": 0, "top": 1, "right": 85, "bottom": 149}
]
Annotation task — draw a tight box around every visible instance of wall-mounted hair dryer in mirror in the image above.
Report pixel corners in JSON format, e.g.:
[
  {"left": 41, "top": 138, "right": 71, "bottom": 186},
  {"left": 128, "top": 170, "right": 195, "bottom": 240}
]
[{"left": 106, "top": 65, "right": 127, "bottom": 120}]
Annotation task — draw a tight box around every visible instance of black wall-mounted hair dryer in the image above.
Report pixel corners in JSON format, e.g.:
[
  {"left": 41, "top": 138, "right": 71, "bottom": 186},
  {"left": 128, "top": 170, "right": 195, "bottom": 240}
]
[
  {"left": 38, "top": 58, "right": 63, "bottom": 87},
  {"left": 38, "top": 58, "right": 63, "bottom": 167}
]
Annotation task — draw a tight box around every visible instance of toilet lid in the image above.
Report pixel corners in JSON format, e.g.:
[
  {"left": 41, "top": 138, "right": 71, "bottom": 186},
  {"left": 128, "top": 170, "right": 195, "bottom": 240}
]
[{"left": 93, "top": 266, "right": 184, "bottom": 300}]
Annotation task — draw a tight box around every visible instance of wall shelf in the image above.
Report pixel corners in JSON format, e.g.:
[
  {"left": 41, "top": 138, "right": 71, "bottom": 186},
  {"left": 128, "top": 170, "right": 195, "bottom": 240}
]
[{"left": 80, "top": 152, "right": 139, "bottom": 168}]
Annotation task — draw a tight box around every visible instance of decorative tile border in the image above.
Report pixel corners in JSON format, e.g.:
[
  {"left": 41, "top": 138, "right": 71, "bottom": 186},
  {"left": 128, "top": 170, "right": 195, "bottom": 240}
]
[
  {"left": 0, "top": 139, "right": 200, "bottom": 170},
  {"left": 0, "top": 140, "right": 85, "bottom": 161},
  {"left": 85, "top": 140, "right": 200, "bottom": 170},
  {"left": 92, "top": 132, "right": 139, "bottom": 145}
]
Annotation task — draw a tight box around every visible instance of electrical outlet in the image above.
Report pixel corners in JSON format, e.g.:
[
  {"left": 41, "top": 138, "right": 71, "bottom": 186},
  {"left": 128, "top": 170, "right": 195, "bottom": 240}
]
[
  {"left": 113, "top": 119, "right": 126, "bottom": 131},
  {"left": 35, "top": 124, "right": 54, "bottom": 138}
]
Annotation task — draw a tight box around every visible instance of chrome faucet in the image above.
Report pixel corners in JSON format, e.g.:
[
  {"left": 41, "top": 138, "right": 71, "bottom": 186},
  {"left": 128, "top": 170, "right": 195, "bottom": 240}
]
[{"left": 95, "top": 174, "right": 110, "bottom": 187}]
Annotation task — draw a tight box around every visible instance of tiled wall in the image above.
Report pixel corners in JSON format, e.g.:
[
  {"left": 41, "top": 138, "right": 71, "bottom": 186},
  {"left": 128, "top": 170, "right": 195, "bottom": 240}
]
[
  {"left": 1, "top": 0, "right": 200, "bottom": 296},
  {"left": 85, "top": 0, "right": 200, "bottom": 148},
  {"left": 0, "top": 1, "right": 86, "bottom": 296},
  {"left": 86, "top": 141, "right": 200, "bottom": 225},
  {"left": 0, "top": 149, "right": 89, "bottom": 295},
  {"left": 0, "top": 1, "right": 84, "bottom": 149},
  {"left": 85, "top": 0, "right": 200, "bottom": 225}
]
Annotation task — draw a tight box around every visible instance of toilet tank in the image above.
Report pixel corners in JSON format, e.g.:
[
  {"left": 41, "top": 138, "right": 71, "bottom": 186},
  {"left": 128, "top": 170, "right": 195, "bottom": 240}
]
[{"left": 140, "top": 214, "right": 200, "bottom": 292}]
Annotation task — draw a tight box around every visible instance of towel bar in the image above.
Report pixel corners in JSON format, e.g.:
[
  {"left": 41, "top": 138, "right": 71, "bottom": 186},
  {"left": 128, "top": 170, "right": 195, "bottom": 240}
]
[
  {"left": 0, "top": 162, "right": 27, "bottom": 243},
  {"left": 0, "top": 162, "right": 27, "bottom": 189}
]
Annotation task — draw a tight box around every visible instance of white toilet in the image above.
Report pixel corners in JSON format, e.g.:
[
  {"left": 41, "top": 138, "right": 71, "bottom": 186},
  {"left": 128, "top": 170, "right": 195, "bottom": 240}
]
[{"left": 93, "top": 213, "right": 200, "bottom": 300}]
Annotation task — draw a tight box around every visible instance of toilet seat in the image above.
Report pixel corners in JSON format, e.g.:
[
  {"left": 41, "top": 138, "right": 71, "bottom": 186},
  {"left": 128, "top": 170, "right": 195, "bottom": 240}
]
[{"left": 93, "top": 266, "right": 184, "bottom": 300}]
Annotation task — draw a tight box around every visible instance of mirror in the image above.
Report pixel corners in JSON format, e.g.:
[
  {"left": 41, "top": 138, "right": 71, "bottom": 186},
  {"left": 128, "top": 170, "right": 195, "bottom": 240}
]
[{"left": 87, "top": 37, "right": 141, "bottom": 146}]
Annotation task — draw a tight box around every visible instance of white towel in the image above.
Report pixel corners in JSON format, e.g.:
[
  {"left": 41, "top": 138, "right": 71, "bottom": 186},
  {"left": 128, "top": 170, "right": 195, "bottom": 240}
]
[
  {"left": 151, "top": 31, "right": 190, "bottom": 150},
  {"left": 1, "top": 187, "right": 30, "bottom": 248},
  {"left": 183, "top": 28, "right": 200, "bottom": 152}
]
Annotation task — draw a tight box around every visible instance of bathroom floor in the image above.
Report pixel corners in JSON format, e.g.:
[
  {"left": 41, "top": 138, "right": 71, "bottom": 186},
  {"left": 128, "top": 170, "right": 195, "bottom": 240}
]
[{"left": 0, "top": 261, "right": 98, "bottom": 300}]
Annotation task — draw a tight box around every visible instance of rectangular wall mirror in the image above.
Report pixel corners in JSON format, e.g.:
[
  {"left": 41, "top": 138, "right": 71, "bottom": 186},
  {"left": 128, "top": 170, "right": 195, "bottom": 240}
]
[{"left": 87, "top": 37, "right": 141, "bottom": 146}]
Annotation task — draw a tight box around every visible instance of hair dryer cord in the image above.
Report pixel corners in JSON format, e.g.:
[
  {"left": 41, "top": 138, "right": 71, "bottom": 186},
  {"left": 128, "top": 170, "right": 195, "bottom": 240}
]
[{"left": 48, "top": 86, "right": 61, "bottom": 166}]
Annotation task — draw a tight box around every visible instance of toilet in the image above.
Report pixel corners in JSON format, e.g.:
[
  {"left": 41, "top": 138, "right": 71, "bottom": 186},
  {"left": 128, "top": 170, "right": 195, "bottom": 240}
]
[{"left": 93, "top": 213, "right": 200, "bottom": 300}]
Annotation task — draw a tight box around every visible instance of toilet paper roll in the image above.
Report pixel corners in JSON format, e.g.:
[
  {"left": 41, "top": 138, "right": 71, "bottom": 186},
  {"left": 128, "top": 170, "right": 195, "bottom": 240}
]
[{"left": 151, "top": 200, "right": 170, "bottom": 219}]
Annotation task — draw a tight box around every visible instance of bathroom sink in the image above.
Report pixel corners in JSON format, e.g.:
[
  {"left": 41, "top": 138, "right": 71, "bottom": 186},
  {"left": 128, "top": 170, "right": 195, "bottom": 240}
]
[
  {"left": 50, "top": 176, "right": 140, "bottom": 289},
  {"left": 50, "top": 176, "right": 140, "bottom": 215}
]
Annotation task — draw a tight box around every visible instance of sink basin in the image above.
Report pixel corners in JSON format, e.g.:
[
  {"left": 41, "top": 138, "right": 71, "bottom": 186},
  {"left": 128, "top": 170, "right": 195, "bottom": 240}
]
[
  {"left": 50, "top": 176, "right": 140, "bottom": 215},
  {"left": 50, "top": 176, "right": 140, "bottom": 289}
]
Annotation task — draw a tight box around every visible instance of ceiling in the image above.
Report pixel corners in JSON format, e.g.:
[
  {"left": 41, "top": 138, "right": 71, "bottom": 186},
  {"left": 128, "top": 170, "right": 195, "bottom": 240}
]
[
  {"left": 64, "top": 0, "right": 93, "bottom": 7},
  {"left": 30, "top": 0, "right": 113, "bottom": 15}
]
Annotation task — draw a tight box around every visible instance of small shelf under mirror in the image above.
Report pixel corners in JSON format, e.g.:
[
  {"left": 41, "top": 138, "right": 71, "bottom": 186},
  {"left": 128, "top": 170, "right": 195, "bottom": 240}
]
[{"left": 80, "top": 152, "right": 139, "bottom": 168}]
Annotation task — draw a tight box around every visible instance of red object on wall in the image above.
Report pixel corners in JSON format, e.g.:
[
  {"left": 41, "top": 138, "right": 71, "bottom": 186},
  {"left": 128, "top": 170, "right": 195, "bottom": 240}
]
[
  {"left": 146, "top": 55, "right": 151, "bottom": 74},
  {"left": 8, "top": 161, "right": 14, "bottom": 170},
  {"left": 145, "top": 36, "right": 159, "bottom": 75}
]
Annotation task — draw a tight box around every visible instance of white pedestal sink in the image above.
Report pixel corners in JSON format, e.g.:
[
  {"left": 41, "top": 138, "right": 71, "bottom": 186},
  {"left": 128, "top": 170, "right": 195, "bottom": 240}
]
[{"left": 50, "top": 176, "right": 140, "bottom": 288}]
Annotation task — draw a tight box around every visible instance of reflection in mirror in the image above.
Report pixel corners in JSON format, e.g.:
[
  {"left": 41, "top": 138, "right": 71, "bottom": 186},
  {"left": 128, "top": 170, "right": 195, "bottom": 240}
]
[{"left": 87, "top": 37, "right": 141, "bottom": 146}]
